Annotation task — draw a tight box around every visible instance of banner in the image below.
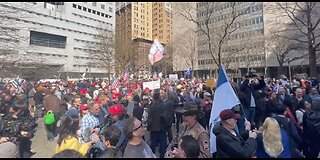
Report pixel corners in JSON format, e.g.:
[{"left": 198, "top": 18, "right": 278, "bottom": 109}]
[
  {"left": 148, "top": 39, "right": 164, "bottom": 65},
  {"left": 169, "top": 74, "right": 178, "bottom": 80},
  {"left": 143, "top": 80, "right": 161, "bottom": 90}
]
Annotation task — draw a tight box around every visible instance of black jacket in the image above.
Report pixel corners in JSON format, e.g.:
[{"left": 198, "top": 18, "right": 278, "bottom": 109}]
[
  {"left": 213, "top": 123, "right": 257, "bottom": 158},
  {"left": 33, "top": 91, "right": 43, "bottom": 106},
  {"left": 147, "top": 101, "right": 166, "bottom": 132},
  {"left": 162, "top": 99, "right": 174, "bottom": 127},
  {"left": 133, "top": 102, "right": 144, "bottom": 121},
  {"left": 302, "top": 109, "right": 320, "bottom": 145},
  {"left": 240, "top": 79, "right": 266, "bottom": 107}
]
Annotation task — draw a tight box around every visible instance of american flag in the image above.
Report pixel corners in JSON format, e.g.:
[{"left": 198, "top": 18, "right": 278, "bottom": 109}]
[
  {"left": 122, "top": 67, "right": 131, "bottom": 82},
  {"left": 111, "top": 78, "right": 119, "bottom": 89}
]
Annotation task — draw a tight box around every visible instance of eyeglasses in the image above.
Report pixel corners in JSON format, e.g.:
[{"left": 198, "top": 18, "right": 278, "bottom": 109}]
[{"left": 132, "top": 123, "right": 143, "bottom": 132}]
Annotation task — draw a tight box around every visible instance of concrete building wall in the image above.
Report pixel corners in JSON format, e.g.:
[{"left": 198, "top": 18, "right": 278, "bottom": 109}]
[{"left": 0, "top": 2, "right": 115, "bottom": 78}]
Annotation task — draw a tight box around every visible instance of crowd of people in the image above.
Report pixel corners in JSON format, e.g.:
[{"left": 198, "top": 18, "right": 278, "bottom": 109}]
[{"left": 0, "top": 73, "right": 319, "bottom": 158}]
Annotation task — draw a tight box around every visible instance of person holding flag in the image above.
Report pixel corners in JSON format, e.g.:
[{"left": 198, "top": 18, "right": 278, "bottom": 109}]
[
  {"left": 185, "top": 67, "right": 191, "bottom": 79},
  {"left": 208, "top": 65, "right": 255, "bottom": 157}
]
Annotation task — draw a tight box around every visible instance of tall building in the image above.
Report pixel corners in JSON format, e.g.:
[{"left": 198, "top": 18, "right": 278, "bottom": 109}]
[
  {"left": 0, "top": 2, "right": 115, "bottom": 79},
  {"left": 115, "top": 2, "right": 172, "bottom": 76},
  {"left": 196, "top": 2, "right": 317, "bottom": 78},
  {"left": 172, "top": 2, "right": 197, "bottom": 77}
]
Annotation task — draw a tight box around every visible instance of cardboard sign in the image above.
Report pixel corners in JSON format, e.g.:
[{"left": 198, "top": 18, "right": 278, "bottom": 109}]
[
  {"left": 205, "top": 79, "right": 215, "bottom": 88},
  {"left": 143, "top": 80, "right": 161, "bottom": 90},
  {"left": 169, "top": 74, "right": 178, "bottom": 80}
]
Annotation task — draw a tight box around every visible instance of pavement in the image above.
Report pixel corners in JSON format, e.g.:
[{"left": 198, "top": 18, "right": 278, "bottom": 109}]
[{"left": 31, "top": 118, "right": 178, "bottom": 158}]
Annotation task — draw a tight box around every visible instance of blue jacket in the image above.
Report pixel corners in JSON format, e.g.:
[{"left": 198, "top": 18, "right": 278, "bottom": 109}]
[{"left": 256, "top": 129, "right": 291, "bottom": 158}]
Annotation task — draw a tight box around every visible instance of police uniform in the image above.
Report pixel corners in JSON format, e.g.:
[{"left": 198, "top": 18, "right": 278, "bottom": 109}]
[
  {"left": 166, "top": 103, "right": 210, "bottom": 158},
  {"left": 178, "top": 122, "right": 210, "bottom": 158}
]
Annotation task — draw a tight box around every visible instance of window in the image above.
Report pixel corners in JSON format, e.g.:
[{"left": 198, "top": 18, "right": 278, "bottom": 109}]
[
  {"left": 78, "top": 5, "right": 82, "bottom": 10},
  {"left": 92, "top": 2, "right": 96, "bottom": 7},
  {"left": 93, "top": 10, "right": 96, "bottom": 14},
  {"left": 88, "top": 8, "right": 91, "bottom": 13},
  {"left": 101, "top": 4, "right": 105, "bottom": 9},
  {"left": 97, "top": 11, "right": 100, "bottom": 16},
  {"left": 29, "top": 31, "right": 66, "bottom": 49},
  {"left": 109, "top": 7, "right": 113, "bottom": 12},
  {"left": 73, "top": 4, "right": 76, "bottom": 8},
  {"left": 83, "top": 7, "right": 87, "bottom": 11},
  {"left": 259, "top": 16, "right": 263, "bottom": 23}
]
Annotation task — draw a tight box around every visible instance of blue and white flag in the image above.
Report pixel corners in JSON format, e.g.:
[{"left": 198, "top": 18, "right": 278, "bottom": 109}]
[
  {"left": 209, "top": 65, "right": 240, "bottom": 153},
  {"left": 185, "top": 67, "right": 191, "bottom": 78}
]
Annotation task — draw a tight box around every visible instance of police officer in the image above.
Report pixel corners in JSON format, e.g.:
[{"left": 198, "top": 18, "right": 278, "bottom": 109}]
[{"left": 165, "top": 102, "right": 210, "bottom": 158}]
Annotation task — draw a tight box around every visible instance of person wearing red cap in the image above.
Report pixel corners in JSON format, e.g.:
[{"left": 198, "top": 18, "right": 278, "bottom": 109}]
[
  {"left": 79, "top": 104, "right": 89, "bottom": 118},
  {"left": 213, "top": 109, "right": 257, "bottom": 158},
  {"left": 108, "top": 104, "right": 128, "bottom": 154}
]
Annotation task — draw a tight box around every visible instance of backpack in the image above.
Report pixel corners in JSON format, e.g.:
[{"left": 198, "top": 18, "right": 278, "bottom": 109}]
[{"left": 44, "top": 111, "right": 55, "bottom": 125}]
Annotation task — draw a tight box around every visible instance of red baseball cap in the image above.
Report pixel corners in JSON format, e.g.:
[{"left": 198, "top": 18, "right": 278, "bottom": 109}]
[
  {"left": 109, "top": 104, "right": 123, "bottom": 115},
  {"left": 80, "top": 88, "right": 87, "bottom": 95},
  {"left": 219, "top": 109, "right": 240, "bottom": 121},
  {"left": 80, "top": 104, "right": 88, "bottom": 111}
]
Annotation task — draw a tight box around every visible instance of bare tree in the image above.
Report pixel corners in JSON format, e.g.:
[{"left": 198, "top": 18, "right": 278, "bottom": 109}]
[
  {"left": 0, "top": 2, "right": 46, "bottom": 78},
  {"left": 179, "top": 2, "right": 255, "bottom": 70},
  {"left": 172, "top": 29, "right": 197, "bottom": 76},
  {"left": 276, "top": 2, "right": 320, "bottom": 77},
  {"left": 86, "top": 28, "right": 115, "bottom": 83}
]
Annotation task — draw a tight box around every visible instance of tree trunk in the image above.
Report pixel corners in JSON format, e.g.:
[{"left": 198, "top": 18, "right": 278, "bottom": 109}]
[
  {"left": 309, "top": 47, "right": 317, "bottom": 77},
  {"left": 278, "top": 62, "right": 284, "bottom": 77}
]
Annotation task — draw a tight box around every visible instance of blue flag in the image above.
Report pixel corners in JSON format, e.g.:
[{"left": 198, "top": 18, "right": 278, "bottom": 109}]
[
  {"left": 209, "top": 65, "right": 240, "bottom": 153},
  {"left": 185, "top": 67, "right": 191, "bottom": 78}
]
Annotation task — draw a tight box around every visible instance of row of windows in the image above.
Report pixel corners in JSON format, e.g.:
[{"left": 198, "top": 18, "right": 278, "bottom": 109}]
[
  {"left": 197, "top": 55, "right": 265, "bottom": 66},
  {"left": 73, "top": 64, "right": 104, "bottom": 69},
  {"left": 197, "top": 3, "right": 262, "bottom": 19},
  {"left": 9, "top": 16, "right": 102, "bottom": 38},
  {"left": 2, "top": 4, "right": 110, "bottom": 34},
  {"left": 74, "top": 38, "right": 101, "bottom": 46},
  {"left": 74, "top": 47, "right": 98, "bottom": 53},
  {"left": 28, "top": 52, "right": 68, "bottom": 58},
  {"left": 72, "top": 3, "right": 112, "bottom": 19},
  {"left": 72, "top": 13, "right": 112, "bottom": 27},
  {"left": 74, "top": 56, "right": 98, "bottom": 61},
  {"left": 229, "top": 16, "right": 263, "bottom": 29},
  {"left": 198, "top": 28, "right": 264, "bottom": 47}
]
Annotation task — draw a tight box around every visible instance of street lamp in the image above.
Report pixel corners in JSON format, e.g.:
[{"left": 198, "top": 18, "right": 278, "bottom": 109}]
[{"left": 287, "top": 58, "right": 292, "bottom": 89}]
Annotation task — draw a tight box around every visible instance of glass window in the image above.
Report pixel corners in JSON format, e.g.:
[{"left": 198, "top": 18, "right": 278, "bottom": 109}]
[
  {"left": 78, "top": 5, "right": 82, "bottom": 10},
  {"left": 83, "top": 7, "right": 87, "bottom": 11},
  {"left": 93, "top": 10, "right": 96, "bottom": 14},
  {"left": 109, "top": 7, "right": 113, "bottom": 12},
  {"left": 92, "top": 2, "right": 96, "bottom": 7},
  {"left": 101, "top": 4, "right": 105, "bottom": 9},
  {"left": 73, "top": 4, "right": 76, "bottom": 8},
  {"left": 88, "top": 8, "right": 91, "bottom": 13}
]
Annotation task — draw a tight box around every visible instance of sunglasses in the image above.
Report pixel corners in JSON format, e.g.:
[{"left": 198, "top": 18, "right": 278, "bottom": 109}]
[{"left": 132, "top": 123, "right": 143, "bottom": 132}]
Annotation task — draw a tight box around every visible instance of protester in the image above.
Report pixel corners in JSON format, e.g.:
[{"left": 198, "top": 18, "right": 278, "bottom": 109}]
[
  {"left": 213, "top": 109, "right": 257, "bottom": 158},
  {"left": 256, "top": 117, "right": 291, "bottom": 158},
  {"left": 123, "top": 117, "right": 156, "bottom": 158},
  {"left": 166, "top": 103, "right": 210, "bottom": 158},
  {"left": 147, "top": 92, "right": 167, "bottom": 158},
  {"left": 166, "top": 135, "right": 200, "bottom": 158},
  {"left": 43, "top": 89, "right": 61, "bottom": 141},
  {"left": 99, "top": 125, "right": 122, "bottom": 158},
  {"left": 56, "top": 114, "right": 99, "bottom": 157}
]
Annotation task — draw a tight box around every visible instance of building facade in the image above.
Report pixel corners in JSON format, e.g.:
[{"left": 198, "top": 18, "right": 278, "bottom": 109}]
[
  {"left": 196, "top": 2, "right": 319, "bottom": 78},
  {"left": 0, "top": 2, "right": 115, "bottom": 79},
  {"left": 115, "top": 2, "right": 173, "bottom": 76}
]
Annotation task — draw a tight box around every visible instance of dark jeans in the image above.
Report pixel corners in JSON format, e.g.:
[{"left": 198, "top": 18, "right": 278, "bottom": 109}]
[
  {"left": 204, "top": 109, "right": 211, "bottom": 130},
  {"left": 150, "top": 131, "right": 167, "bottom": 158},
  {"left": 166, "top": 125, "right": 173, "bottom": 144},
  {"left": 175, "top": 112, "right": 182, "bottom": 133},
  {"left": 244, "top": 107, "right": 255, "bottom": 123},
  {"left": 304, "top": 143, "right": 320, "bottom": 158},
  {"left": 45, "top": 112, "right": 60, "bottom": 140},
  {"left": 19, "top": 138, "right": 32, "bottom": 158}
]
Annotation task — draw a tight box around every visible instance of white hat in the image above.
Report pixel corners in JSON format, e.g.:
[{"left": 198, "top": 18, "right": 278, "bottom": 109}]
[{"left": 95, "top": 85, "right": 100, "bottom": 88}]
